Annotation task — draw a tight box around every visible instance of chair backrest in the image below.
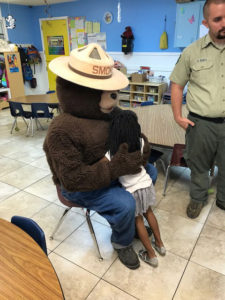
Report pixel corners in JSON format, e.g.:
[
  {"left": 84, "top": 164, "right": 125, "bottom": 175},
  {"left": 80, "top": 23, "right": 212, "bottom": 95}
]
[
  {"left": 31, "top": 103, "right": 53, "bottom": 119},
  {"left": 170, "top": 144, "right": 187, "bottom": 167},
  {"left": 9, "top": 101, "right": 25, "bottom": 117},
  {"left": 46, "top": 90, "right": 55, "bottom": 94},
  {"left": 56, "top": 184, "right": 81, "bottom": 208},
  {"left": 11, "top": 216, "right": 47, "bottom": 255}
]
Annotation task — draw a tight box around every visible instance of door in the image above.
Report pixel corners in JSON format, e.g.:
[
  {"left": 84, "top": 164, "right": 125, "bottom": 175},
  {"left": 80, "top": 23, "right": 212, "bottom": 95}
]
[{"left": 41, "top": 19, "right": 70, "bottom": 91}]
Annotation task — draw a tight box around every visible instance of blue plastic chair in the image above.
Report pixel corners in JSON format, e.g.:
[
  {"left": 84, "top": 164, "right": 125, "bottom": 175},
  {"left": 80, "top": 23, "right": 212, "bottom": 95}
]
[
  {"left": 31, "top": 103, "right": 54, "bottom": 130},
  {"left": 9, "top": 101, "right": 33, "bottom": 135},
  {"left": 46, "top": 90, "right": 59, "bottom": 113},
  {"left": 11, "top": 216, "right": 47, "bottom": 255}
]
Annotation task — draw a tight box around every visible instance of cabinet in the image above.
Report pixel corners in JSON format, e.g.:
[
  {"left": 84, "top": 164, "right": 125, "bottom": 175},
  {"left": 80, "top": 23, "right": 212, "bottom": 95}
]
[
  {"left": 174, "top": 1, "right": 205, "bottom": 48},
  {"left": 119, "top": 81, "right": 167, "bottom": 107},
  {"left": 0, "top": 88, "right": 11, "bottom": 110},
  {"left": 0, "top": 51, "right": 25, "bottom": 110},
  {"left": 4, "top": 51, "right": 25, "bottom": 98}
]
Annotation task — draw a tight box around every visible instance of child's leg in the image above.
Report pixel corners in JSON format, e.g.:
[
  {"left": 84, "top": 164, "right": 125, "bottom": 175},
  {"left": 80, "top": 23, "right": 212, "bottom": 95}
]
[
  {"left": 135, "top": 215, "right": 156, "bottom": 258},
  {"left": 143, "top": 207, "right": 164, "bottom": 248}
]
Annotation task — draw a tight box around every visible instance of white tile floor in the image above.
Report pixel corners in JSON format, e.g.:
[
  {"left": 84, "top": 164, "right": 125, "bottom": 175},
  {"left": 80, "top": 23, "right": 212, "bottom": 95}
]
[{"left": 1, "top": 108, "right": 225, "bottom": 300}]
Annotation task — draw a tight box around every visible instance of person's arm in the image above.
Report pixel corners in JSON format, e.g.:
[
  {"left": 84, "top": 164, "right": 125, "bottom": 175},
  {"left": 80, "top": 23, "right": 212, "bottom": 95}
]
[{"left": 171, "top": 82, "right": 195, "bottom": 130}]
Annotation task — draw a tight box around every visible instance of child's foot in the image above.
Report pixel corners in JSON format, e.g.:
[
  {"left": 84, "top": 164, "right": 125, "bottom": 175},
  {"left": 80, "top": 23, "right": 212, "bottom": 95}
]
[
  {"left": 138, "top": 249, "right": 158, "bottom": 267},
  {"left": 152, "top": 240, "right": 166, "bottom": 256}
]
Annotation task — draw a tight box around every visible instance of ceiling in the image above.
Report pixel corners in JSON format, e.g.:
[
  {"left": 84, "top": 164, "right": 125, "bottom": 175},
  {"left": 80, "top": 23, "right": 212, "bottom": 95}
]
[{"left": 0, "top": 0, "right": 78, "bottom": 6}]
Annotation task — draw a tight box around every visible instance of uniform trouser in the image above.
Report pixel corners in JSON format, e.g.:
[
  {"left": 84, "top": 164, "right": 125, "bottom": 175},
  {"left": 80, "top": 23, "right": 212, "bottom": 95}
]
[
  {"left": 184, "top": 114, "right": 225, "bottom": 204},
  {"left": 61, "top": 163, "right": 157, "bottom": 249}
]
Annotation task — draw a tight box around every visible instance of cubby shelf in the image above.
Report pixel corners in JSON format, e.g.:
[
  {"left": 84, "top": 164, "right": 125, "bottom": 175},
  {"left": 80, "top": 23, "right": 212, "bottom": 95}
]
[{"left": 119, "top": 81, "right": 168, "bottom": 107}]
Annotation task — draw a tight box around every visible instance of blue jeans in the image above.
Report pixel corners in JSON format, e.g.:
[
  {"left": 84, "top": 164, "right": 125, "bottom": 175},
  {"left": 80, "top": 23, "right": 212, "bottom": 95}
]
[{"left": 61, "top": 163, "right": 157, "bottom": 248}]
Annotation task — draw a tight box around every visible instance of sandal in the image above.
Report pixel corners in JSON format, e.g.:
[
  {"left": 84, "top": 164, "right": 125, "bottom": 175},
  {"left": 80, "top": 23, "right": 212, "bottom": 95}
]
[
  {"left": 138, "top": 249, "right": 158, "bottom": 267},
  {"left": 152, "top": 241, "right": 166, "bottom": 256}
]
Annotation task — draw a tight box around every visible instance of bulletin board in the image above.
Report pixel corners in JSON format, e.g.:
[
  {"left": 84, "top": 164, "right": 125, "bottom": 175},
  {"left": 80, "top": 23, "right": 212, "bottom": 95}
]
[{"left": 68, "top": 17, "right": 106, "bottom": 51}]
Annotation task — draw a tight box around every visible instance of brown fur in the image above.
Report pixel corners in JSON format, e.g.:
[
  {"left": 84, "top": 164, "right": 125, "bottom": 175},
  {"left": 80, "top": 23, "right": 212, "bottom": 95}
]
[{"left": 43, "top": 77, "right": 150, "bottom": 192}]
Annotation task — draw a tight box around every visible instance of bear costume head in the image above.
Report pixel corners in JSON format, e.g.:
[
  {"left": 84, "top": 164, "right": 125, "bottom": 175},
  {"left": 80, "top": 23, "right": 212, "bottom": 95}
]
[{"left": 49, "top": 43, "right": 129, "bottom": 120}]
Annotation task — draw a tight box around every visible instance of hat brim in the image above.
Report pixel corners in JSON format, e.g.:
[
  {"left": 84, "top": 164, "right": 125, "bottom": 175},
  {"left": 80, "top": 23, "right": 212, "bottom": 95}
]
[{"left": 49, "top": 56, "right": 129, "bottom": 91}]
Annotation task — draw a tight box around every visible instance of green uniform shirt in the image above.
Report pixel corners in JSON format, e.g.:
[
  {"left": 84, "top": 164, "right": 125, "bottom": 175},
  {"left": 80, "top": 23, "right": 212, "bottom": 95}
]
[{"left": 170, "top": 34, "right": 225, "bottom": 117}]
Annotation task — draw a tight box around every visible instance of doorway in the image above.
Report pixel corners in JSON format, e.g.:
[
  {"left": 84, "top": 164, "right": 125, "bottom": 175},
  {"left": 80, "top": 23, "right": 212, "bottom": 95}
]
[{"left": 40, "top": 18, "right": 70, "bottom": 91}]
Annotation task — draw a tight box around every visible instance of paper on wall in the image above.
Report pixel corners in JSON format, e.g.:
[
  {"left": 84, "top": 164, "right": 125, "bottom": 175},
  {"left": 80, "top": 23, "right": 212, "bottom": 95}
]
[
  {"left": 87, "top": 33, "right": 106, "bottom": 49},
  {"left": 85, "top": 21, "right": 93, "bottom": 34},
  {"left": 93, "top": 22, "right": 100, "bottom": 33},
  {"left": 75, "top": 17, "right": 85, "bottom": 29}
]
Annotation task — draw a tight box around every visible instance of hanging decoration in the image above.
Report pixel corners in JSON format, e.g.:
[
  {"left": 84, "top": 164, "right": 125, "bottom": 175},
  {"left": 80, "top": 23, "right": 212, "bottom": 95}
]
[
  {"left": 44, "top": 0, "right": 52, "bottom": 18},
  {"left": 121, "top": 26, "right": 134, "bottom": 55},
  {"left": 5, "top": 15, "right": 16, "bottom": 29},
  {"left": 117, "top": 1, "right": 121, "bottom": 23},
  {"left": 5, "top": 1, "right": 16, "bottom": 29}
]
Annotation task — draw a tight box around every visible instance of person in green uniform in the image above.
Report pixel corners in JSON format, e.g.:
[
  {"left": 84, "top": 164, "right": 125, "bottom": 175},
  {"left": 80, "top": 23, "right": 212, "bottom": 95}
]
[{"left": 170, "top": 0, "right": 225, "bottom": 218}]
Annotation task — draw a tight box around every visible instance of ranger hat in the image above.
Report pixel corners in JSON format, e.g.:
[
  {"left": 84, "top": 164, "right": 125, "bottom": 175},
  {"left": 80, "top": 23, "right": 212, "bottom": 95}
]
[{"left": 49, "top": 43, "right": 129, "bottom": 91}]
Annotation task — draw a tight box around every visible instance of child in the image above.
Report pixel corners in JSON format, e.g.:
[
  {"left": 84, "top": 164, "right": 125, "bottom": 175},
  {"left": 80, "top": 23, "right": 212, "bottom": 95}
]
[{"left": 106, "top": 110, "right": 166, "bottom": 267}]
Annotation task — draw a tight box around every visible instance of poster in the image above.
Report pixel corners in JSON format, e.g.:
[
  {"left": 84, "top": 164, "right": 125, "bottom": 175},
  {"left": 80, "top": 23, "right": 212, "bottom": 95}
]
[
  {"left": 7, "top": 54, "right": 19, "bottom": 73},
  {"left": 68, "top": 16, "right": 87, "bottom": 50},
  {"left": 47, "top": 36, "right": 65, "bottom": 55},
  {"left": 85, "top": 21, "right": 93, "bottom": 34},
  {"left": 87, "top": 32, "right": 106, "bottom": 50}
]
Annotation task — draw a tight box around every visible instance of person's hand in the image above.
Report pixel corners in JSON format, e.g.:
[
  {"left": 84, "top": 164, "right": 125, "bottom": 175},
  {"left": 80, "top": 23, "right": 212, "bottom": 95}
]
[
  {"left": 175, "top": 116, "right": 195, "bottom": 130},
  {"left": 141, "top": 133, "right": 151, "bottom": 166},
  {"left": 109, "top": 143, "right": 142, "bottom": 180}
]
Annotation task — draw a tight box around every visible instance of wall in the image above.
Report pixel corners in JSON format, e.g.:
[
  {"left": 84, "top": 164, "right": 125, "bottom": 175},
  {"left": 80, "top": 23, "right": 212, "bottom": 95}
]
[
  {"left": 0, "top": 0, "right": 178, "bottom": 52},
  {"left": 0, "top": 0, "right": 181, "bottom": 94}
]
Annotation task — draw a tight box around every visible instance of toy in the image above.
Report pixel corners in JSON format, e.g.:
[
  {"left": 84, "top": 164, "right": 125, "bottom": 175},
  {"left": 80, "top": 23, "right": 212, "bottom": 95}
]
[{"left": 121, "top": 26, "right": 134, "bottom": 54}]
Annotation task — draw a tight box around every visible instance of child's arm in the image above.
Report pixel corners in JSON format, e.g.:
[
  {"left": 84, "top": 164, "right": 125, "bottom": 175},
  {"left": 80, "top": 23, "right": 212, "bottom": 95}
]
[{"left": 141, "top": 133, "right": 151, "bottom": 166}]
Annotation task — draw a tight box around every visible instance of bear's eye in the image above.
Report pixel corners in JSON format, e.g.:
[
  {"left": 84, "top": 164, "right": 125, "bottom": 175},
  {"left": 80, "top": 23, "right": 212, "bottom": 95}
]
[{"left": 111, "top": 93, "right": 117, "bottom": 100}]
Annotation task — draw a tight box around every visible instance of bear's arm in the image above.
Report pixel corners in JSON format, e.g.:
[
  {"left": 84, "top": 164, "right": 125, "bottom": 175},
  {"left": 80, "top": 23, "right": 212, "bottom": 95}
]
[{"left": 44, "top": 129, "right": 112, "bottom": 192}]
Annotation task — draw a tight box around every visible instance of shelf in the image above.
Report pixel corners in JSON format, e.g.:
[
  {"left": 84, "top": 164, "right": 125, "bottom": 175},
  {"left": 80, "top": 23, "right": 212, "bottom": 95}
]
[
  {"left": 119, "top": 81, "right": 167, "bottom": 107},
  {"left": 130, "top": 91, "right": 145, "bottom": 94}
]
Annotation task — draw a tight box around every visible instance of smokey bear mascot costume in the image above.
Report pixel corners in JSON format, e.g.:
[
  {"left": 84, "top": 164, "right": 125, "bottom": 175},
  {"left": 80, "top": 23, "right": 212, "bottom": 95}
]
[{"left": 44, "top": 43, "right": 157, "bottom": 270}]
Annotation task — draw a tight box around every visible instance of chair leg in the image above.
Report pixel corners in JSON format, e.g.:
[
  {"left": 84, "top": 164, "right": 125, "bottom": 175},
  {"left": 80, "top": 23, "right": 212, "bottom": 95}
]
[
  {"left": 22, "top": 117, "right": 28, "bottom": 128},
  {"left": 49, "top": 207, "right": 72, "bottom": 240},
  {"left": 26, "top": 119, "right": 31, "bottom": 136},
  {"left": 86, "top": 209, "right": 103, "bottom": 261},
  {"left": 159, "top": 158, "right": 167, "bottom": 175},
  {"left": 10, "top": 117, "right": 17, "bottom": 134},
  {"left": 36, "top": 118, "right": 44, "bottom": 130},
  {"left": 163, "top": 165, "right": 171, "bottom": 196},
  {"left": 31, "top": 118, "right": 34, "bottom": 136}
]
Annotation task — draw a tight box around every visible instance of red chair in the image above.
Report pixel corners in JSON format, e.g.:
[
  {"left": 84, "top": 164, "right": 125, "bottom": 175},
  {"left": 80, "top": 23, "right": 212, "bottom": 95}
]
[{"left": 50, "top": 184, "right": 103, "bottom": 261}]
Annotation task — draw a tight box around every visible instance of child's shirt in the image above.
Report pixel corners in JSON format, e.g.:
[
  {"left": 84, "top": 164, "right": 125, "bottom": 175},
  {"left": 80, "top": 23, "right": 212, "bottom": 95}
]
[{"left": 105, "top": 138, "right": 152, "bottom": 193}]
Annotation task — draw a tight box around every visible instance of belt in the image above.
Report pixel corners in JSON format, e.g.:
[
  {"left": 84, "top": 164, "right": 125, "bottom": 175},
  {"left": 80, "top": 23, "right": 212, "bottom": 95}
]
[{"left": 189, "top": 112, "right": 225, "bottom": 124}]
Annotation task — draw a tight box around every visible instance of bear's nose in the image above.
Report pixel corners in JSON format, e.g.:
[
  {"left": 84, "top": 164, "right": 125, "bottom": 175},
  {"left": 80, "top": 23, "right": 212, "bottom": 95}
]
[{"left": 111, "top": 93, "right": 117, "bottom": 100}]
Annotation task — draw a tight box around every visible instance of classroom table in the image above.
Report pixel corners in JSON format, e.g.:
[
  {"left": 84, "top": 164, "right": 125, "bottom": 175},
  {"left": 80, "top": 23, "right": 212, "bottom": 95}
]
[
  {"left": 128, "top": 104, "right": 188, "bottom": 148},
  {"left": 9, "top": 93, "right": 59, "bottom": 104},
  {"left": 0, "top": 218, "right": 64, "bottom": 299}
]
